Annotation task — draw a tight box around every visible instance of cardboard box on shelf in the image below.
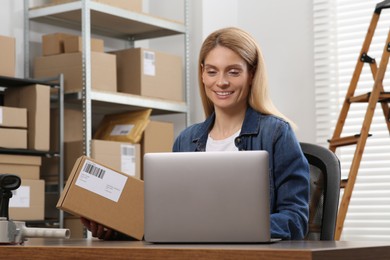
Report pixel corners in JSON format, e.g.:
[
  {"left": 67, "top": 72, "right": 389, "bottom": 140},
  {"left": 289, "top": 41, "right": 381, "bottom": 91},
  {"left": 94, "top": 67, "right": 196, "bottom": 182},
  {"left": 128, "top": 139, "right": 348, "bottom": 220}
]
[
  {"left": 9, "top": 179, "right": 45, "bottom": 221},
  {"left": 64, "top": 141, "right": 83, "bottom": 179},
  {"left": 94, "top": 109, "right": 152, "bottom": 144},
  {"left": 4, "top": 84, "right": 50, "bottom": 151},
  {"left": 140, "top": 121, "right": 174, "bottom": 179},
  {"left": 50, "top": 105, "right": 83, "bottom": 152},
  {"left": 48, "top": 0, "right": 142, "bottom": 13},
  {"left": 44, "top": 105, "right": 83, "bottom": 182},
  {"left": 0, "top": 154, "right": 41, "bottom": 180},
  {"left": 42, "top": 33, "right": 74, "bottom": 56},
  {"left": 0, "top": 128, "right": 27, "bottom": 149},
  {"left": 91, "top": 140, "right": 141, "bottom": 179},
  {"left": 34, "top": 52, "right": 116, "bottom": 93},
  {"left": 111, "top": 48, "right": 183, "bottom": 101},
  {"left": 142, "top": 121, "right": 174, "bottom": 155},
  {"left": 64, "top": 36, "right": 104, "bottom": 53},
  {"left": 0, "top": 35, "right": 16, "bottom": 77},
  {"left": 0, "top": 106, "right": 27, "bottom": 128},
  {"left": 57, "top": 156, "right": 144, "bottom": 240}
]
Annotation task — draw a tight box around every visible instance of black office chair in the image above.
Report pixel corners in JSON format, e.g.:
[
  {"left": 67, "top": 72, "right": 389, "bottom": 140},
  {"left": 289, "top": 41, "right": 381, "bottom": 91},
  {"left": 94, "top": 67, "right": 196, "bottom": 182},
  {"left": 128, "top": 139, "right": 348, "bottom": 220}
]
[{"left": 300, "top": 142, "right": 341, "bottom": 240}]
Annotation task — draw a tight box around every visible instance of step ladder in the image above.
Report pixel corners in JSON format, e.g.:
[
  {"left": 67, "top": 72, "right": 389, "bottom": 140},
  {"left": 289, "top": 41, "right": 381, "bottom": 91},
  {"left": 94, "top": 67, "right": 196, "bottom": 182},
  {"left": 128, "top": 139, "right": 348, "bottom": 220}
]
[{"left": 328, "top": 0, "right": 390, "bottom": 240}]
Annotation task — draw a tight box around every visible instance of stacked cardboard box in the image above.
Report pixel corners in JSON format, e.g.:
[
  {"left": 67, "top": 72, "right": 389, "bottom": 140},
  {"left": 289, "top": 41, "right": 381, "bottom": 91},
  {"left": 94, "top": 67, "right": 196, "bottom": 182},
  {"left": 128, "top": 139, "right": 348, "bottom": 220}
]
[
  {"left": 0, "top": 106, "right": 27, "bottom": 149},
  {"left": 42, "top": 108, "right": 174, "bottom": 182},
  {"left": 91, "top": 140, "right": 141, "bottom": 179},
  {"left": 0, "top": 35, "right": 22, "bottom": 148},
  {"left": 3, "top": 153, "right": 45, "bottom": 221},
  {"left": 42, "top": 33, "right": 104, "bottom": 56},
  {"left": 4, "top": 84, "right": 51, "bottom": 151},
  {"left": 139, "top": 120, "right": 174, "bottom": 179},
  {"left": 111, "top": 47, "right": 183, "bottom": 102},
  {"left": 0, "top": 154, "right": 41, "bottom": 180},
  {"left": 2, "top": 84, "right": 50, "bottom": 221},
  {"left": 0, "top": 35, "right": 16, "bottom": 77},
  {"left": 93, "top": 109, "right": 174, "bottom": 179},
  {"left": 41, "top": 105, "right": 84, "bottom": 183},
  {"left": 34, "top": 33, "right": 116, "bottom": 93}
]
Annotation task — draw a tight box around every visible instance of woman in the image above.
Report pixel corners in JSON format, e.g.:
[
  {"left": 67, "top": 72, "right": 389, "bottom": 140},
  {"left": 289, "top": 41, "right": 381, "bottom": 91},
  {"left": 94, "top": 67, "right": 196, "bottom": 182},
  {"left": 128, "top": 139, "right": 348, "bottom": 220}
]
[
  {"left": 172, "top": 27, "right": 309, "bottom": 240},
  {"left": 82, "top": 27, "right": 309, "bottom": 240}
]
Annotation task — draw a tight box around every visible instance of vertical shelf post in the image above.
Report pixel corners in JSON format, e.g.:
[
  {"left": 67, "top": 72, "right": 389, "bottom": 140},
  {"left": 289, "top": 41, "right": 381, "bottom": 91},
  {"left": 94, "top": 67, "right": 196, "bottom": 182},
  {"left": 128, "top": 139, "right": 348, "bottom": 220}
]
[
  {"left": 82, "top": 0, "right": 92, "bottom": 157},
  {"left": 58, "top": 73, "right": 65, "bottom": 228},
  {"left": 23, "top": 0, "right": 30, "bottom": 78},
  {"left": 184, "top": 0, "right": 190, "bottom": 127}
]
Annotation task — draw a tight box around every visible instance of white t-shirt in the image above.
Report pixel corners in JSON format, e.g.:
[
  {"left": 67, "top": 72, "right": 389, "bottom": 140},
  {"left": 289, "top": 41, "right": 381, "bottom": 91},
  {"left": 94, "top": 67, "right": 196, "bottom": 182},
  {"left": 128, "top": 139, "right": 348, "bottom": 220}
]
[{"left": 206, "top": 129, "right": 241, "bottom": 151}]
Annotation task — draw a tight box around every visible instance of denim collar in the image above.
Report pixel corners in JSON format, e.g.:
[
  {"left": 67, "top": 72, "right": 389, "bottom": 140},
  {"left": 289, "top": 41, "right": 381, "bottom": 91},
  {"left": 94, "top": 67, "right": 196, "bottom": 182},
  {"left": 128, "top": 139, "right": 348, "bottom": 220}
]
[{"left": 191, "top": 106, "right": 260, "bottom": 151}]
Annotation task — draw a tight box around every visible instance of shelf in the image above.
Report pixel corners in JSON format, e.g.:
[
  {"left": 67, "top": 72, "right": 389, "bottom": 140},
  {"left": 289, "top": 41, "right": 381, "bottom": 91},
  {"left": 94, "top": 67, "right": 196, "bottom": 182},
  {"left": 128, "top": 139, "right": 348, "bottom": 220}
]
[
  {"left": 0, "top": 75, "right": 60, "bottom": 88},
  {"left": 0, "top": 148, "right": 58, "bottom": 157},
  {"left": 29, "top": 1, "right": 185, "bottom": 40},
  {"left": 65, "top": 90, "right": 188, "bottom": 115}
]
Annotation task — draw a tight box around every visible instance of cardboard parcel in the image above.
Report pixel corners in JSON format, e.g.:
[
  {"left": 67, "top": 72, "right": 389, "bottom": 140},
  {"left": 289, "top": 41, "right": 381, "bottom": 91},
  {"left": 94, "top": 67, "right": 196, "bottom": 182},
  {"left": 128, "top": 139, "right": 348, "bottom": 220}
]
[
  {"left": 57, "top": 156, "right": 144, "bottom": 240},
  {"left": 94, "top": 109, "right": 152, "bottom": 144}
]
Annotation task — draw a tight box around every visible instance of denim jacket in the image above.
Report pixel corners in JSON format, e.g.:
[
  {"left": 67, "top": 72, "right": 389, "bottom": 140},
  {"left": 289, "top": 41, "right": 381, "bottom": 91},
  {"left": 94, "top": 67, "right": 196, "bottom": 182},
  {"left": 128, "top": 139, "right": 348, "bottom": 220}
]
[{"left": 172, "top": 106, "right": 310, "bottom": 240}]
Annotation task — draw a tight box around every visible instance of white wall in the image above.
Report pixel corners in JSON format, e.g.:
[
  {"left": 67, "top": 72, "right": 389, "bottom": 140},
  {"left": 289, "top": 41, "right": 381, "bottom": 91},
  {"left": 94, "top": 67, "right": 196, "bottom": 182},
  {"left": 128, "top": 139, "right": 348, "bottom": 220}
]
[
  {"left": 187, "top": 0, "right": 315, "bottom": 142},
  {"left": 2, "top": 0, "right": 315, "bottom": 143},
  {"left": 0, "top": 1, "right": 25, "bottom": 77},
  {"left": 238, "top": 0, "right": 315, "bottom": 142}
]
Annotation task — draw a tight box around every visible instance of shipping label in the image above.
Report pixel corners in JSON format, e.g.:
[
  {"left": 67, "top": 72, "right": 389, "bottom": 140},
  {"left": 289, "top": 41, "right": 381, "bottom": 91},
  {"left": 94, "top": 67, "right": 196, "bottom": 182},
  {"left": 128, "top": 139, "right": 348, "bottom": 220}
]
[
  {"left": 9, "top": 186, "right": 30, "bottom": 208},
  {"left": 75, "top": 160, "right": 128, "bottom": 202},
  {"left": 110, "top": 124, "right": 134, "bottom": 136},
  {"left": 143, "top": 50, "right": 156, "bottom": 76},
  {"left": 120, "top": 144, "right": 136, "bottom": 176}
]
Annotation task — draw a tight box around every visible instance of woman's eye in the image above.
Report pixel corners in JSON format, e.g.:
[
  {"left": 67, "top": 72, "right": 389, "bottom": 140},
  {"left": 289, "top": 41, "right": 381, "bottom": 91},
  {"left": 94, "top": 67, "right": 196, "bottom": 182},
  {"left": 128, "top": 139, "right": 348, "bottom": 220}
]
[
  {"left": 206, "top": 70, "right": 217, "bottom": 76},
  {"left": 228, "top": 70, "right": 240, "bottom": 76}
]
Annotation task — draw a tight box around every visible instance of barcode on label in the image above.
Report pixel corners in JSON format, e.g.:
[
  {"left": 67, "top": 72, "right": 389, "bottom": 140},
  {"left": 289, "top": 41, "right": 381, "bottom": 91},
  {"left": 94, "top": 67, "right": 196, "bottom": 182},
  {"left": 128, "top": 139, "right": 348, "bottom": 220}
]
[
  {"left": 144, "top": 51, "right": 155, "bottom": 60},
  {"left": 83, "top": 163, "right": 106, "bottom": 179},
  {"left": 121, "top": 145, "right": 134, "bottom": 156}
]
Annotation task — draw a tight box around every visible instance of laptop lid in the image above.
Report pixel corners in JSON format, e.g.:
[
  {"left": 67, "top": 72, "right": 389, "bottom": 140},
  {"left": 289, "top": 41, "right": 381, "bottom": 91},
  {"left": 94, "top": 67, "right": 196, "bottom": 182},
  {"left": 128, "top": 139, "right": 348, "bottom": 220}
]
[{"left": 144, "top": 151, "right": 270, "bottom": 243}]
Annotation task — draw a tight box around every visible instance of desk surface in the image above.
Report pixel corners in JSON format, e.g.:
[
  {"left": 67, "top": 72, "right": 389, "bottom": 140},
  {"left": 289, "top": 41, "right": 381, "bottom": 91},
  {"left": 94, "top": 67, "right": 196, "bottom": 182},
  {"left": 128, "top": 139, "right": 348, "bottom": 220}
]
[{"left": 1, "top": 238, "right": 389, "bottom": 259}]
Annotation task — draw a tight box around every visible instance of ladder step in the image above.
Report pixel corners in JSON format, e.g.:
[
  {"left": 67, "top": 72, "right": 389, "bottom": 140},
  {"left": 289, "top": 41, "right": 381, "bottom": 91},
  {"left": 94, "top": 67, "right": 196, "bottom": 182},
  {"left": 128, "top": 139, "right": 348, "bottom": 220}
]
[
  {"left": 349, "top": 92, "right": 390, "bottom": 103},
  {"left": 329, "top": 134, "right": 372, "bottom": 147},
  {"left": 340, "top": 179, "right": 348, "bottom": 188}
]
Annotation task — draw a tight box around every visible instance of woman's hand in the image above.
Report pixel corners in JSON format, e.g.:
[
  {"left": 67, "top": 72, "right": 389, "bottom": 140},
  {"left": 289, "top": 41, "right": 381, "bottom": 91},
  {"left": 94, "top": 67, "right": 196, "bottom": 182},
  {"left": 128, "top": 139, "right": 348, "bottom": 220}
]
[{"left": 80, "top": 217, "right": 115, "bottom": 240}]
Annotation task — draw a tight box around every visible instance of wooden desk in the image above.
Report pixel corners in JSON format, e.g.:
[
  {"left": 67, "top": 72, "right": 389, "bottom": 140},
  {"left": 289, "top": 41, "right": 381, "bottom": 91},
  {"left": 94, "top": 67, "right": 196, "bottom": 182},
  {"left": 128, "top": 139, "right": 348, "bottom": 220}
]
[{"left": 1, "top": 238, "right": 389, "bottom": 259}]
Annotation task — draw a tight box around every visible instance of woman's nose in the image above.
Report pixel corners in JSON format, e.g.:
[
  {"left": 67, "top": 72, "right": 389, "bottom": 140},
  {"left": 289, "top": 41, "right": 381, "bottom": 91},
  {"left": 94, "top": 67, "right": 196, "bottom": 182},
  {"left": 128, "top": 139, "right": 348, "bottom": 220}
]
[{"left": 216, "top": 76, "right": 229, "bottom": 87}]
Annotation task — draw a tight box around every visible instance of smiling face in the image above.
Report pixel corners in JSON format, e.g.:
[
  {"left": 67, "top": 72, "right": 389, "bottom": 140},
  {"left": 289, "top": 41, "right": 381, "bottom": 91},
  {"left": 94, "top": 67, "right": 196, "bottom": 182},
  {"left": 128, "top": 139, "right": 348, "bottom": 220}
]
[{"left": 202, "top": 46, "right": 252, "bottom": 114}]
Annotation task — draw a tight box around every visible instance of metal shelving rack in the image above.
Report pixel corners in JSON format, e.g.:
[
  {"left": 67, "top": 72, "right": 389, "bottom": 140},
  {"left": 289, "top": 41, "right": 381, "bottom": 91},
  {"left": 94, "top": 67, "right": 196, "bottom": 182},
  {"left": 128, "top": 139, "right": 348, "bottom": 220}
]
[
  {"left": 0, "top": 74, "right": 64, "bottom": 228},
  {"left": 24, "top": 0, "right": 189, "bottom": 227}
]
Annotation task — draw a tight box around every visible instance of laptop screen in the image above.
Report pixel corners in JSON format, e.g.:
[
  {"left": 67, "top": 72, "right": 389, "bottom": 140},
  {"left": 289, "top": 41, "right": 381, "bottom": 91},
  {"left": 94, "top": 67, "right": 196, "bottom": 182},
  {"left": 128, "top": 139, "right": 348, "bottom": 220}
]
[{"left": 144, "top": 151, "right": 270, "bottom": 243}]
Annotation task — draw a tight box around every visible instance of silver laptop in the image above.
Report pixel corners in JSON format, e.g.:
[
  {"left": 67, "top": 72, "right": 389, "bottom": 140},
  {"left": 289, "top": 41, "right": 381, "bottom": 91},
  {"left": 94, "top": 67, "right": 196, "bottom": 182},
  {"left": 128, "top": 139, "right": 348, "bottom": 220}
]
[{"left": 143, "top": 151, "right": 271, "bottom": 243}]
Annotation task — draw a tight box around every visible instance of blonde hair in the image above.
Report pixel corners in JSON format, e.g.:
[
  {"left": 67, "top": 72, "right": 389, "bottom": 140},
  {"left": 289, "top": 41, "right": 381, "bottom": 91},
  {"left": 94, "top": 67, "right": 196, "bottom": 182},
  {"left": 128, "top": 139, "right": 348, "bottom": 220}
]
[{"left": 198, "top": 27, "right": 295, "bottom": 128}]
